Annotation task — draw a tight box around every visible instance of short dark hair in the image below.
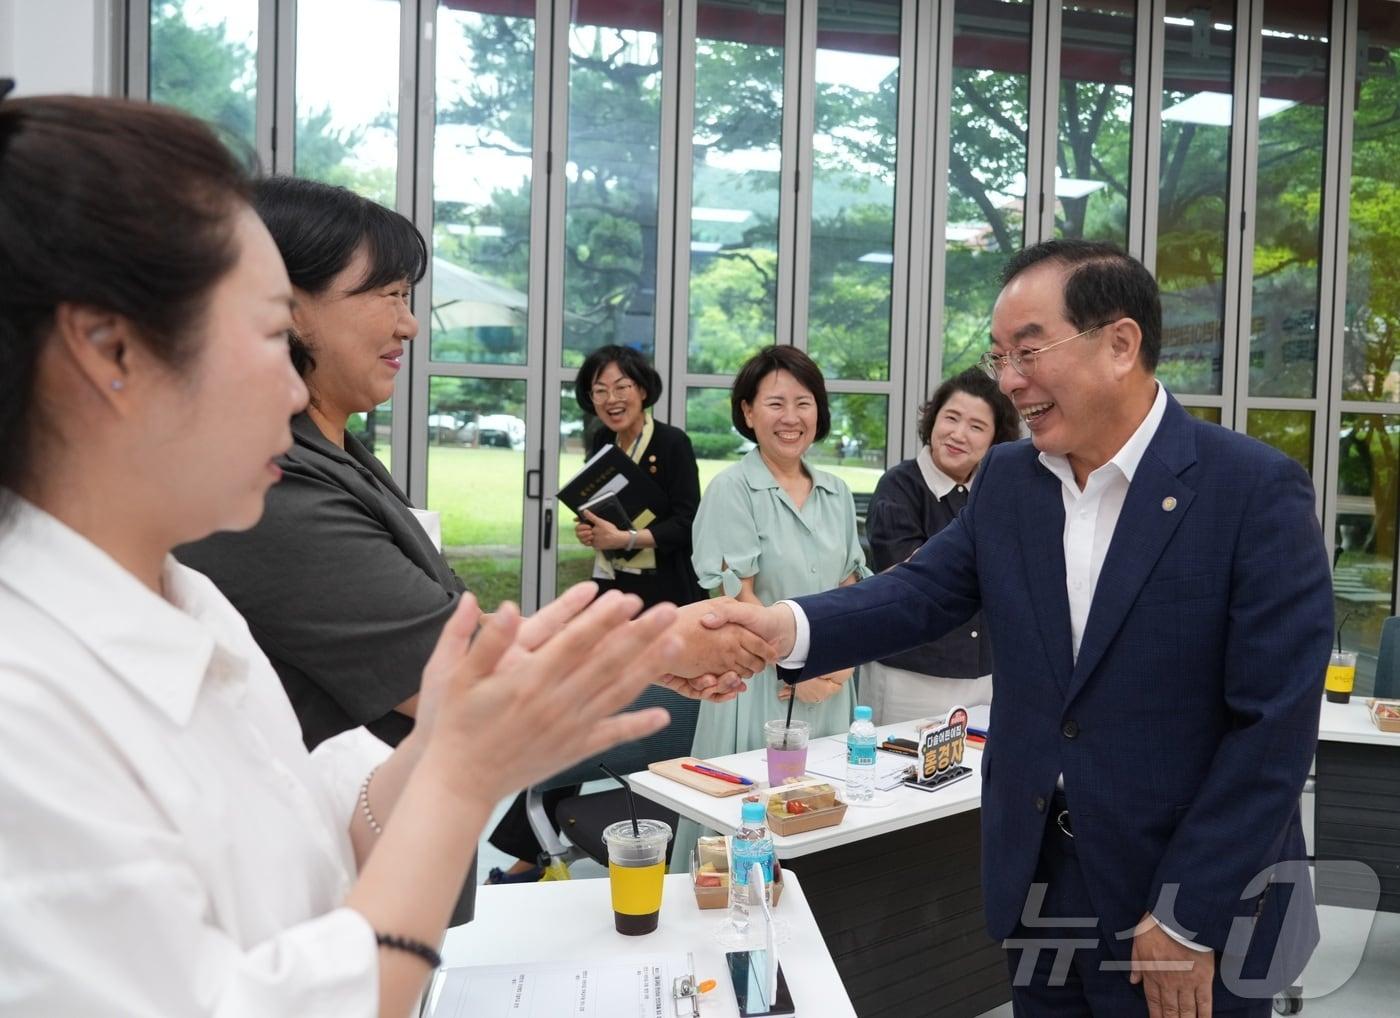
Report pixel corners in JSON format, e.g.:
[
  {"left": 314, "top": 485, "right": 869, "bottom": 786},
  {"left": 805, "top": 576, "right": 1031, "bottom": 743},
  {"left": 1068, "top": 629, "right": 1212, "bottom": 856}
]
[
  {"left": 252, "top": 176, "right": 427, "bottom": 378},
  {"left": 917, "top": 368, "right": 1021, "bottom": 448},
  {"left": 574, "top": 345, "right": 663, "bottom": 416},
  {"left": 731, "top": 346, "right": 831, "bottom": 443},
  {"left": 1000, "top": 239, "right": 1162, "bottom": 371},
  {"left": 0, "top": 96, "right": 251, "bottom": 517}
]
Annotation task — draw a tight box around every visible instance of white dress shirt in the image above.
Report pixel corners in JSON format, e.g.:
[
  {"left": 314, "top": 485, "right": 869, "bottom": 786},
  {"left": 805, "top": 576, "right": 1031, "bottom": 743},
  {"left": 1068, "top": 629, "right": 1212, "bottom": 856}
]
[
  {"left": 1040, "top": 382, "right": 1167, "bottom": 659},
  {"left": 0, "top": 500, "right": 393, "bottom": 1015}
]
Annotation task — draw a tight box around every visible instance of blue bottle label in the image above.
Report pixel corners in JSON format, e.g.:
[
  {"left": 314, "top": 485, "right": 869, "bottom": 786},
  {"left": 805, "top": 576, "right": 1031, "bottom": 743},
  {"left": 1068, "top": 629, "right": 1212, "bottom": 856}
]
[
  {"left": 732, "top": 844, "right": 773, "bottom": 886},
  {"left": 849, "top": 738, "right": 876, "bottom": 767}
]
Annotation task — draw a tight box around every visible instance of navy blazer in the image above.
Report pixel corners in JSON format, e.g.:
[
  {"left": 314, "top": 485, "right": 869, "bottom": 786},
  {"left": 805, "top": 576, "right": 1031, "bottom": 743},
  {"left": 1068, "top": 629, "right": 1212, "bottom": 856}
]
[{"left": 791, "top": 395, "right": 1330, "bottom": 989}]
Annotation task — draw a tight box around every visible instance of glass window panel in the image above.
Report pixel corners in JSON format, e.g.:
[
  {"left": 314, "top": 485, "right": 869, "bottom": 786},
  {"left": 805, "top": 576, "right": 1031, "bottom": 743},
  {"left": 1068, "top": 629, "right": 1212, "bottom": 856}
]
[
  {"left": 807, "top": 0, "right": 901, "bottom": 382},
  {"left": 293, "top": 0, "right": 403, "bottom": 473},
  {"left": 1248, "top": 3, "right": 1330, "bottom": 399},
  {"left": 1245, "top": 409, "right": 1313, "bottom": 472},
  {"left": 294, "top": 0, "right": 400, "bottom": 204},
  {"left": 1055, "top": 2, "right": 1134, "bottom": 245},
  {"left": 430, "top": 1, "right": 536, "bottom": 366},
  {"left": 1335, "top": 412, "right": 1400, "bottom": 696},
  {"left": 1156, "top": 2, "right": 1233, "bottom": 396},
  {"left": 1184, "top": 405, "right": 1222, "bottom": 424},
  {"left": 148, "top": 0, "right": 258, "bottom": 151},
  {"left": 1341, "top": 2, "right": 1400, "bottom": 402},
  {"left": 686, "top": 0, "right": 786, "bottom": 375},
  {"left": 943, "top": 0, "right": 1033, "bottom": 378},
  {"left": 812, "top": 393, "right": 888, "bottom": 495},
  {"left": 347, "top": 400, "right": 394, "bottom": 466},
  {"left": 685, "top": 387, "right": 749, "bottom": 497},
  {"left": 427, "top": 377, "right": 527, "bottom": 610},
  {"left": 562, "top": 0, "right": 665, "bottom": 367}
]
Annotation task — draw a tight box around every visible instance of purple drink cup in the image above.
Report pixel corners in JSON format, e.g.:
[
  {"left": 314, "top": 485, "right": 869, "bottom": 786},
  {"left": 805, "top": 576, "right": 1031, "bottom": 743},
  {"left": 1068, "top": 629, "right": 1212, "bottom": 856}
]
[{"left": 763, "top": 719, "right": 810, "bottom": 786}]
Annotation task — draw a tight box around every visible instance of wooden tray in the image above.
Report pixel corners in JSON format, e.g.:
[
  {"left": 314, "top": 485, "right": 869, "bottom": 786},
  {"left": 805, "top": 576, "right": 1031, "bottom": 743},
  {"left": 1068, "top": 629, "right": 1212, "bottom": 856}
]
[{"left": 648, "top": 756, "right": 759, "bottom": 797}]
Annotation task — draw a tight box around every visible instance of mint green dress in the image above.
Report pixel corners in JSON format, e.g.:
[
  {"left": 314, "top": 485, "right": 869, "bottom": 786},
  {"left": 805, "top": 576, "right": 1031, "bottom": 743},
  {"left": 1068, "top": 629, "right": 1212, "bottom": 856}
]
[{"left": 671, "top": 449, "right": 870, "bottom": 871}]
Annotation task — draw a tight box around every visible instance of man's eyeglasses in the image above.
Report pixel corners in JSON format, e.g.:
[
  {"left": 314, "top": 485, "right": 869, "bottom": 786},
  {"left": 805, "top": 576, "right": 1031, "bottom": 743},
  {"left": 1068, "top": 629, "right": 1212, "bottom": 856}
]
[
  {"left": 977, "top": 322, "right": 1112, "bottom": 380},
  {"left": 589, "top": 381, "right": 637, "bottom": 402}
]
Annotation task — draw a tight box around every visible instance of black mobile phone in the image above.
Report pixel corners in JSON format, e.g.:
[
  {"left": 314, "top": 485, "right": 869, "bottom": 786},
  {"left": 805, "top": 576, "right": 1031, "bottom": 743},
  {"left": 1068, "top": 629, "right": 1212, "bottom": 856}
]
[{"left": 726, "top": 951, "right": 796, "bottom": 1017}]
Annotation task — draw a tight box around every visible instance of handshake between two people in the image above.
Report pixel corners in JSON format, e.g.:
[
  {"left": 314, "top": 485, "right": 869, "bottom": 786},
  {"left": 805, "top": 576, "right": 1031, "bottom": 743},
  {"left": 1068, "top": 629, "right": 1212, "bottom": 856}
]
[{"left": 405, "top": 584, "right": 804, "bottom": 814}]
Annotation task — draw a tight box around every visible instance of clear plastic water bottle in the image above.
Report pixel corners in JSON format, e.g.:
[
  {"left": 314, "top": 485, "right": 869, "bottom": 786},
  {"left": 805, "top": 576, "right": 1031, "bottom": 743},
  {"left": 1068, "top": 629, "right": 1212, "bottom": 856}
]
[
  {"left": 846, "top": 704, "right": 877, "bottom": 803},
  {"left": 729, "top": 799, "right": 774, "bottom": 933}
]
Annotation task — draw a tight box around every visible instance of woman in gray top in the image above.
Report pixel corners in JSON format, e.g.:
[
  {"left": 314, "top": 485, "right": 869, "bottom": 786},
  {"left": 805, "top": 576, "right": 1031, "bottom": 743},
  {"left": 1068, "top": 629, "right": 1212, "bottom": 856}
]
[
  {"left": 178, "top": 178, "right": 769, "bottom": 888},
  {"left": 178, "top": 178, "right": 447, "bottom": 750}
]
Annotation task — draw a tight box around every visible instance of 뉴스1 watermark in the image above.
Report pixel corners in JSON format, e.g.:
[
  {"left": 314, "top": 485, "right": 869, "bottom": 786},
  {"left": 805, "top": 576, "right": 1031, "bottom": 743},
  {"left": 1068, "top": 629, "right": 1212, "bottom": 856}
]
[{"left": 1003, "top": 860, "right": 1381, "bottom": 998}]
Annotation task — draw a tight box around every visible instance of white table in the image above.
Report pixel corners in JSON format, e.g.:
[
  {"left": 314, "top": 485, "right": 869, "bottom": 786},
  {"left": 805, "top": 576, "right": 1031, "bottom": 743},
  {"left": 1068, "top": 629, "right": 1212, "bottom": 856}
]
[
  {"left": 630, "top": 705, "right": 1006, "bottom": 1018},
  {"left": 436, "top": 871, "right": 855, "bottom": 1018},
  {"left": 1318, "top": 697, "right": 1400, "bottom": 747},
  {"left": 1314, "top": 697, "right": 1400, "bottom": 915},
  {"left": 629, "top": 705, "right": 989, "bottom": 860}
]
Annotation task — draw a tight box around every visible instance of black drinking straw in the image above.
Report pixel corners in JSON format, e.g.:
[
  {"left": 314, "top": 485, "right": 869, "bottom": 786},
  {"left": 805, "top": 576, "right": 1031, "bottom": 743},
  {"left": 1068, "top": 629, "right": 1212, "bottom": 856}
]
[
  {"left": 782, "top": 691, "right": 797, "bottom": 749},
  {"left": 599, "top": 763, "right": 640, "bottom": 838},
  {"left": 1337, "top": 611, "right": 1353, "bottom": 655}
]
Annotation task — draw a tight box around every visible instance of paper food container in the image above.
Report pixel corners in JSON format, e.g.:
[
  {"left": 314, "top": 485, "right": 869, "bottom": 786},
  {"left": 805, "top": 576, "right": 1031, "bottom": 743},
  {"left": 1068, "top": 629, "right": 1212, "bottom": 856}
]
[
  {"left": 763, "top": 780, "right": 847, "bottom": 836},
  {"left": 689, "top": 838, "right": 784, "bottom": 910},
  {"left": 1369, "top": 699, "right": 1400, "bottom": 733}
]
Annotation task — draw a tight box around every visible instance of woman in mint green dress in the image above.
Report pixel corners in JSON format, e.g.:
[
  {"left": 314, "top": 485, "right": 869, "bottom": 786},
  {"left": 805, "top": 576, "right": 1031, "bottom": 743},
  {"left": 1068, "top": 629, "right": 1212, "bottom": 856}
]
[{"left": 673, "top": 346, "right": 869, "bottom": 870}]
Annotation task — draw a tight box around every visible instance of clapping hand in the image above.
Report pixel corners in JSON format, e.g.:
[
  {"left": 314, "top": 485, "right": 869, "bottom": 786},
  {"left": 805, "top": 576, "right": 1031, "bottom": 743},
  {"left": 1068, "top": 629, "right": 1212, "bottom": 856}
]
[{"left": 417, "top": 588, "right": 680, "bottom": 806}]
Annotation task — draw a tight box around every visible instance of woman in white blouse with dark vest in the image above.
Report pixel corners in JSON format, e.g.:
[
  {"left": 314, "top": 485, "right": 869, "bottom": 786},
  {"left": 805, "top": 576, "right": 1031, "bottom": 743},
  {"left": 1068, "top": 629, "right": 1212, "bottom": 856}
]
[
  {"left": 862, "top": 368, "right": 1020, "bottom": 723},
  {"left": 0, "top": 94, "right": 727, "bottom": 1016}
]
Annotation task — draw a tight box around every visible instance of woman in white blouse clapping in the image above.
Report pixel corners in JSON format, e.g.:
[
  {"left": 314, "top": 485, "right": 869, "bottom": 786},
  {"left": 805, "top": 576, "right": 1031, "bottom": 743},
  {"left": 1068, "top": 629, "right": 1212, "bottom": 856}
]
[{"left": 0, "top": 95, "right": 695, "bottom": 1017}]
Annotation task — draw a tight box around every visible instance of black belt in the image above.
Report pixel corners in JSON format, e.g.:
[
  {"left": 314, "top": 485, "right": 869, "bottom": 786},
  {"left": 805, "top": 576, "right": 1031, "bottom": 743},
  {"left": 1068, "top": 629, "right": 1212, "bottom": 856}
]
[{"left": 1049, "top": 790, "right": 1073, "bottom": 838}]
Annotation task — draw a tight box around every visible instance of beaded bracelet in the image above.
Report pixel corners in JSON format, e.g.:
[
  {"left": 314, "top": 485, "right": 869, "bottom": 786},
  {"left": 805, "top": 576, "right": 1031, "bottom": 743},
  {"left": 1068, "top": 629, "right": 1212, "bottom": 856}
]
[
  {"left": 375, "top": 932, "right": 441, "bottom": 970},
  {"left": 359, "top": 767, "right": 383, "bottom": 835}
]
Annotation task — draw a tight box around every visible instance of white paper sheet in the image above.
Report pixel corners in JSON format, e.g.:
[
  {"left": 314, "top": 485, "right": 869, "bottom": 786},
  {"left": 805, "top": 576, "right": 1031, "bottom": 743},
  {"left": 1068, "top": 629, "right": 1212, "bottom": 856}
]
[
  {"left": 803, "top": 742, "right": 912, "bottom": 792},
  {"left": 425, "top": 953, "right": 689, "bottom": 1018}
]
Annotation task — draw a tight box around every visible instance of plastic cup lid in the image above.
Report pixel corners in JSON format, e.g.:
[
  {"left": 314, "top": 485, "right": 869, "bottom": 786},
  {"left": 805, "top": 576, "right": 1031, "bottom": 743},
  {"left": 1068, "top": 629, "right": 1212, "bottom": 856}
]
[{"left": 602, "top": 818, "right": 672, "bottom": 846}]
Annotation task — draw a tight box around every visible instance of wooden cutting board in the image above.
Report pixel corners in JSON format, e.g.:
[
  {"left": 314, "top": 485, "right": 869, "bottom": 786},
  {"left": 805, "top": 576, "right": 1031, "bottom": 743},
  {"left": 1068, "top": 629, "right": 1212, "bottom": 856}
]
[{"left": 648, "top": 756, "right": 760, "bottom": 797}]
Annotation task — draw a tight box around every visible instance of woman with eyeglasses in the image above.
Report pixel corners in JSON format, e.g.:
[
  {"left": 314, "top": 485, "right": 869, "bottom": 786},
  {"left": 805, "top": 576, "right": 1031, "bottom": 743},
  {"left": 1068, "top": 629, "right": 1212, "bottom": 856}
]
[
  {"left": 477, "top": 346, "right": 708, "bottom": 884},
  {"left": 862, "top": 368, "right": 1020, "bottom": 724},
  {"left": 571, "top": 344, "right": 707, "bottom": 610}
]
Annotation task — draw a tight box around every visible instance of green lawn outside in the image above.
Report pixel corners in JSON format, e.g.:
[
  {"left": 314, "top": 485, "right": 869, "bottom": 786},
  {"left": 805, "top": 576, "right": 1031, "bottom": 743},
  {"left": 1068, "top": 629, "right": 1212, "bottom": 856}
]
[
  {"left": 425, "top": 446, "right": 884, "bottom": 548},
  {"left": 427, "top": 445, "right": 885, "bottom": 609}
]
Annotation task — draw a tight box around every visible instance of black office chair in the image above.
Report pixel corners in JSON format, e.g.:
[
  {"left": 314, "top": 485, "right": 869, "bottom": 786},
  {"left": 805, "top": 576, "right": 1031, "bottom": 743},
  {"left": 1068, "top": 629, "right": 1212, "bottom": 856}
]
[{"left": 524, "top": 684, "right": 701, "bottom": 872}]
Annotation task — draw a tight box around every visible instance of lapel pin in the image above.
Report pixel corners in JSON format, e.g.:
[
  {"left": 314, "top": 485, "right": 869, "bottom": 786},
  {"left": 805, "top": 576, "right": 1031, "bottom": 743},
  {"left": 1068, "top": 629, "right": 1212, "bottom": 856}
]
[{"left": 1161, "top": 496, "right": 1177, "bottom": 512}]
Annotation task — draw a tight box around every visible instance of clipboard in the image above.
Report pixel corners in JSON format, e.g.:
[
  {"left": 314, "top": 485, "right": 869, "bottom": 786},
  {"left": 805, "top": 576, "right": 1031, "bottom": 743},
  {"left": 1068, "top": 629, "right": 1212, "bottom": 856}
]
[
  {"left": 671, "top": 957, "right": 704, "bottom": 1018},
  {"left": 649, "top": 756, "right": 756, "bottom": 797}
]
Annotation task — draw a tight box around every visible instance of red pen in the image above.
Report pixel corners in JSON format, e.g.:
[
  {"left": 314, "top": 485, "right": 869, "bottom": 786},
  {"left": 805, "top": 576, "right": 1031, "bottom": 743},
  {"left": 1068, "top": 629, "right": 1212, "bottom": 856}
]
[{"left": 682, "top": 762, "right": 753, "bottom": 786}]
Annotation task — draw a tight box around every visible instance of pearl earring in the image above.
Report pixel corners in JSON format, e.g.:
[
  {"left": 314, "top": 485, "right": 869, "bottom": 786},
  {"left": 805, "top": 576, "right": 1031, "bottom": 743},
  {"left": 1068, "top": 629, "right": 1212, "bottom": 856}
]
[{"left": 110, "top": 379, "right": 124, "bottom": 391}]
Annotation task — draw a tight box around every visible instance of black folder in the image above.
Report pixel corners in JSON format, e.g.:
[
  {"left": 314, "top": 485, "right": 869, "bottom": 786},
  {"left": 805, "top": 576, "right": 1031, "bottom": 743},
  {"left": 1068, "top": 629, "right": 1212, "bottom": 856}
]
[{"left": 558, "top": 445, "right": 668, "bottom": 563}]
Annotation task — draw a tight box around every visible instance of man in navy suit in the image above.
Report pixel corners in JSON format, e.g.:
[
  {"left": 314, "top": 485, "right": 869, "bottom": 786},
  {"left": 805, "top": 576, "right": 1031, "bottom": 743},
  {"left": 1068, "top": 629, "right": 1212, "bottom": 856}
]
[{"left": 704, "top": 241, "right": 1331, "bottom": 1017}]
